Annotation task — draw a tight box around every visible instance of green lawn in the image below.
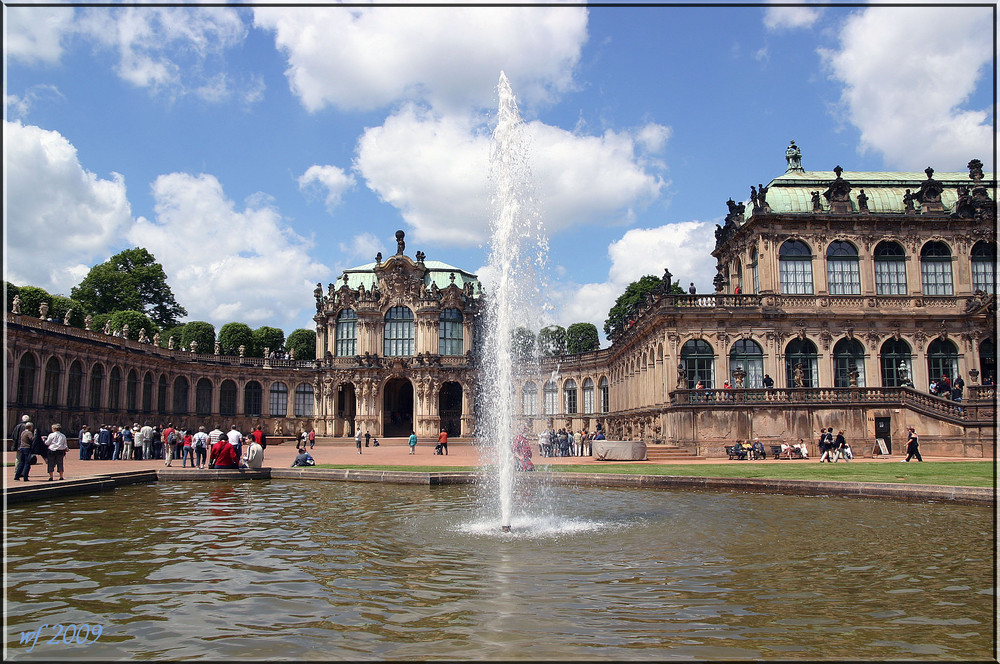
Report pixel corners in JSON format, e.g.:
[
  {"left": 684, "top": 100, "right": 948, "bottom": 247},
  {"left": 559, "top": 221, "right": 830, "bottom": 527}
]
[{"left": 312, "top": 461, "right": 995, "bottom": 488}]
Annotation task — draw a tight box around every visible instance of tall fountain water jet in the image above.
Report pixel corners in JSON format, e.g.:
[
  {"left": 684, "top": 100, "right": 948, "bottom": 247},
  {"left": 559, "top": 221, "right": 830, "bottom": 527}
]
[{"left": 479, "top": 72, "right": 548, "bottom": 532}]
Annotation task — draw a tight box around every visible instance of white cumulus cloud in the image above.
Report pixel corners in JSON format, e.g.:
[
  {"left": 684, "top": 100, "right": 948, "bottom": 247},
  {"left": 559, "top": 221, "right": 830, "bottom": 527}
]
[
  {"left": 128, "top": 172, "right": 330, "bottom": 330},
  {"left": 820, "top": 6, "right": 993, "bottom": 170},
  {"left": 764, "top": 4, "right": 822, "bottom": 31},
  {"left": 4, "top": 120, "right": 133, "bottom": 293},
  {"left": 5, "top": 7, "right": 77, "bottom": 65},
  {"left": 298, "top": 164, "right": 357, "bottom": 214}
]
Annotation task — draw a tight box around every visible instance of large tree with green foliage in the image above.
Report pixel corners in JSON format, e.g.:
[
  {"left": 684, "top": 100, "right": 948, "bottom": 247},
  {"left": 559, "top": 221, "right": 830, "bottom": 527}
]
[
  {"left": 566, "top": 322, "right": 600, "bottom": 354},
  {"left": 71, "top": 247, "right": 187, "bottom": 329},
  {"left": 7, "top": 282, "right": 87, "bottom": 327},
  {"left": 537, "top": 325, "right": 566, "bottom": 357},
  {"left": 160, "top": 324, "right": 186, "bottom": 349},
  {"left": 286, "top": 328, "right": 316, "bottom": 361},
  {"left": 604, "top": 274, "right": 684, "bottom": 338},
  {"left": 511, "top": 327, "right": 536, "bottom": 362},
  {"left": 181, "top": 321, "right": 216, "bottom": 352},
  {"left": 10, "top": 285, "right": 56, "bottom": 320},
  {"left": 219, "top": 322, "right": 254, "bottom": 355},
  {"left": 253, "top": 326, "right": 285, "bottom": 357}
]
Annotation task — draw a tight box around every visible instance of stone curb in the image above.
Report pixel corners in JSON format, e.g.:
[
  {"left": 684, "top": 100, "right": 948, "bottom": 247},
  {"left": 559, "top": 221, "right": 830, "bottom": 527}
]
[{"left": 4, "top": 468, "right": 993, "bottom": 506}]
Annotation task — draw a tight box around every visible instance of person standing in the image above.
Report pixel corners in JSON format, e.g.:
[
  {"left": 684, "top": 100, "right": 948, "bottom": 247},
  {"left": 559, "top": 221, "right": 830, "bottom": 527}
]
[
  {"left": 438, "top": 428, "right": 449, "bottom": 456},
  {"left": 140, "top": 422, "right": 154, "bottom": 460},
  {"left": 181, "top": 429, "right": 195, "bottom": 467},
  {"left": 903, "top": 426, "right": 922, "bottom": 462},
  {"left": 11, "top": 414, "right": 31, "bottom": 452},
  {"left": 762, "top": 374, "right": 774, "bottom": 389},
  {"left": 952, "top": 375, "right": 965, "bottom": 403},
  {"left": 163, "top": 423, "right": 177, "bottom": 466},
  {"left": 227, "top": 425, "right": 243, "bottom": 459},
  {"left": 308, "top": 428, "right": 316, "bottom": 449},
  {"left": 365, "top": 431, "right": 371, "bottom": 448},
  {"left": 832, "top": 430, "right": 848, "bottom": 462},
  {"left": 193, "top": 426, "right": 210, "bottom": 469},
  {"left": 574, "top": 429, "right": 583, "bottom": 457},
  {"left": 78, "top": 424, "right": 93, "bottom": 460},
  {"left": 355, "top": 429, "right": 363, "bottom": 455},
  {"left": 97, "top": 424, "right": 112, "bottom": 460},
  {"left": 818, "top": 428, "right": 834, "bottom": 463},
  {"left": 408, "top": 431, "right": 417, "bottom": 455},
  {"left": 45, "top": 423, "right": 68, "bottom": 480},
  {"left": 14, "top": 423, "right": 35, "bottom": 481}
]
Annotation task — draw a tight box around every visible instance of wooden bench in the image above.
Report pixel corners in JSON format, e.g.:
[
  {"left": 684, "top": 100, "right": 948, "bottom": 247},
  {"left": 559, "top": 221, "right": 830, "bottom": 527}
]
[
  {"left": 770, "top": 444, "right": 805, "bottom": 460},
  {"left": 725, "top": 445, "right": 747, "bottom": 460}
]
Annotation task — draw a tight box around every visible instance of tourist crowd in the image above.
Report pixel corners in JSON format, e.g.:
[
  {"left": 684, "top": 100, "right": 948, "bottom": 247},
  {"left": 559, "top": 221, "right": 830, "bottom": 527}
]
[{"left": 536, "top": 427, "right": 604, "bottom": 457}]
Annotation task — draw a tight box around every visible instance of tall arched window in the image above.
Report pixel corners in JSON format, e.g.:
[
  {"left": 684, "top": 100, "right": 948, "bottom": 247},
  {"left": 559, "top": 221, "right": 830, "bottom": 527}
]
[
  {"left": 733, "top": 260, "right": 743, "bottom": 293},
  {"left": 173, "top": 377, "right": 189, "bottom": 414},
  {"left": 126, "top": 370, "right": 139, "bottom": 411},
  {"left": 220, "top": 380, "right": 237, "bottom": 417},
  {"left": 564, "top": 379, "right": 578, "bottom": 414},
  {"left": 384, "top": 306, "right": 414, "bottom": 357},
  {"left": 599, "top": 377, "right": 610, "bottom": 413},
  {"left": 582, "top": 378, "right": 595, "bottom": 413},
  {"left": 295, "top": 383, "right": 314, "bottom": 417},
  {"left": 109, "top": 367, "right": 122, "bottom": 411},
  {"left": 785, "top": 338, "right": 818, "bottom": 388},
  {"left": 142, "top": 373, "right": 154, "bottom": 413},
  {"left": 921, "top": 241, "right": 953, "bottom": 296},
  {"left": 927, "top": 339, "right": 959, "bottom": 384},
  {"left": 43, "top": 357, "right": 62, "bottom": 407},
  {"left": 543, "top": 380, "right": 558, "bottom": 415},
  {"left": 749, "top": 248, "right": 760, "bottom": 294},
  {"left": 196, "top": 378, "right": 213, "bottom": 416},
  {"left": 681, "top": 339, "right": 715, "bottom": 388},
  {"left": 16, "top": 354, "right": 37, "bottom": 406},
  {"left": 979, "top": 339, "right": 996, "bottom": 384},
  {"left": 971, "top": 241, "right": 995, "bottom": 294},
  {"left": 874, "top": 241, "right": 907, "bottom": 295},
  {"left": 729, "top": 339, "right": 764, "bottom": 388},
  {"left": 157, "top": 375, "right": 168, "bottom": 413},
  {"left": 779, "top": 239, "right": 814, "bottom": 294},
  {"left": 269, "top": 382, "right": 288, "bottom": 417},
  {"left": 521, "top": 382, "right": 537, "bottom": 416},
  {"left": 880, "top": 339, "right": 912, "bottom": 387},
  {"left": 335, "top": 309, "right": 357, "bottom": 356},
  {"left": 439, "top": 308, "right": 464, "bottom": 355},
  {"left": 833, "top": 338, "right": 866, "bottom": 387},
  {"left": 67, "top": 360, "right": 84, "bottom": 409},
  {"left": 244, "top": 380, "right": 262, "bottom": 416},
  {"left": 827, "top": 240, "right": 861, "bottom": 295},
  {"left": 89, "top": 364, "right": 104, "bottom": 410}
]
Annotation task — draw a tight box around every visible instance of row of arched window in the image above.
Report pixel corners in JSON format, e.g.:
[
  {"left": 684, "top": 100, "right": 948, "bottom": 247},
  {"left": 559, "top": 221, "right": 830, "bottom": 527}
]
[
  {"left": 520, "top": 377, "right": 611, "bottom": 416},
  {"left": 14, "top": 355, "right": 315, "bottom": 418},
  {"left": 334, "top": 307, "right": 465, "bottom": 357},
  {"left": 675, "top": 337, "right": 995, "bottom": 389},
  {"left": 737, "top": 240, "right": 995, "bottom": 296}
]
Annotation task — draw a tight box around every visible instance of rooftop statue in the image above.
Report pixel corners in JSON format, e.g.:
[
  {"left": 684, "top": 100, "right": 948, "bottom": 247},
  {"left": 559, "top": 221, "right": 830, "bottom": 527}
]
[
  {"left": 395, "top": 230, "right": 406, "bottom": 255},
  {"left": 785, "top": 140, "right": 803, "bottom": 172}
]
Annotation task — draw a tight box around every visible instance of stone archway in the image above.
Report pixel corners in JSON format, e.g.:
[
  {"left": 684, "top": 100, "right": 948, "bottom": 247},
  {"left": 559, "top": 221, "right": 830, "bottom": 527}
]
[
  {"left": 383, "top": 377, "right": 414, "bottom": 437},
  {"left": 438, "top": 381, "right": 463, "bottom": 437},
  {"left": 338, "top": 383, "right": 356, "bottom": 436}
]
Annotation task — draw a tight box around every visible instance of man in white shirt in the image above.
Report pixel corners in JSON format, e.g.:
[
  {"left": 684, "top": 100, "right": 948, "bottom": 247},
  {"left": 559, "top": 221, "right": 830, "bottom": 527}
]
[
  {"left": 227, "top": 425, "right": 243, "bottom": 458},
  {"left": 193, "top": 426, "right": 211, "bottom": 469},
  {"left": 45, "top": 423, "right": 69, "bottom": 480},
  {"left": 139, "top": 422, "right": 154, "bottom": 460},
  {"left": 242, "top": 439, "right": 264, "bottom": 469}
]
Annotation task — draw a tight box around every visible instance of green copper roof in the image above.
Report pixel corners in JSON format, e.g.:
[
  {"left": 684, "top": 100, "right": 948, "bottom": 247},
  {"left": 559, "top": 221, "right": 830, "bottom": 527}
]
[{"left": 337, "top": 257, "right": 481, "bottom": 292}]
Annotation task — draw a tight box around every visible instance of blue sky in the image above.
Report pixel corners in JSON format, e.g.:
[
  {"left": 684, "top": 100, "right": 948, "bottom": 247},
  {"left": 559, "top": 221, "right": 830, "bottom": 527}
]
[{"left": 4, "top": 3, "right": 994, "bottom": 343}]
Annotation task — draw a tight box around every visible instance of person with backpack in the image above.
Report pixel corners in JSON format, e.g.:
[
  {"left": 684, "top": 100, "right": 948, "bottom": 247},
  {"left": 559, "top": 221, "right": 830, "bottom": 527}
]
[
  {"left": 192, "top": 426, "right": 210, "bottom": 469},
  {"left": 818, "top": 428, "right": 833, "bottom": 463},
  {"left": 163, "top": 423, "right": 177, "bottom": 466}
]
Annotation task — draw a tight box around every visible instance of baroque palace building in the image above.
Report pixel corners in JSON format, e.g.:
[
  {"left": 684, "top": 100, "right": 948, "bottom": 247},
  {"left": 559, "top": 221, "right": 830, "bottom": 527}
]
[{"left": 5, "top": 145, "right": 996, "bottom": 457}]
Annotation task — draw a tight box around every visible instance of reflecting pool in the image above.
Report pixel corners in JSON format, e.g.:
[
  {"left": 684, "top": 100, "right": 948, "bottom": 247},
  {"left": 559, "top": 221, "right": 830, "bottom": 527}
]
[{"left": 5, "top": 481, "right": 995, "bottom": 660}]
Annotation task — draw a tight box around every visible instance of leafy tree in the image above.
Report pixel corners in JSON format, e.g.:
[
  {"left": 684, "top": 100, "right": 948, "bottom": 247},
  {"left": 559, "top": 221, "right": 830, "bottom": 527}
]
[
  {"left": 109, "top": 310, "right": 157, "bottom": 341},
  {"left": 219, "top": 322, "right": 254, "bottom": 355},
  {"left": 5, "top": 281, "right": 20, "bottom": 312},
  {"left": 181, "top": 321, "right": 215, "bottom": 352},
  {"left": 566, "top": 322, "right": 600, "bottom": 354},
  {"left": 71, "top": 247, "right": 187, "bottom": 328},
  {"left": 286, "top": 328, "right": 316, "bottom": 361},
  {"left": 11, "top": 285, "right": 55, "bottom": 320},
  {"left": 537, "top": 325, "right": 566, "bottom": 357},
  {"left": 160, "top": 324, "right": 186, "bottom": 349},
  {"left": 92, "top": 313, "right": 113, "bottom": 334},
  {"left": 253, "top": 325, "right": 285, "bottom": 357},
  {"left": 604, "top": 274, "right": 683, "bottom": 338},
  {"left": 49, "top": 295, "right": 88, "bottom": 328},
  {"left": 511, "top": 326, "right": 536, "bottom": 362}
]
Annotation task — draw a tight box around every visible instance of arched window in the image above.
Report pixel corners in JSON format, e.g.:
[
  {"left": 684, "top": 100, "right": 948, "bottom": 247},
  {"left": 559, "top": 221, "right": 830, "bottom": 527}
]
[
  {"left": 730, "top": 339, "right": 764, "bottom": 388},
  {"left": 244, "top": 380, "right": 262, "bottom": 416},
  {"left": 67, "top": 360, "right": 84, "bottom": 409},
  {"left": 295, "top": 383, "right": 314, "bottom": 417},
  {"left": 749, "top": 248, "right": 760, "bottom": 294},
  {"left": 335, "top": 309, "right": 357, "bottom": 357},
  {"left": 126, "top": 370, "right": 139, "bottom": 411},
  {"left": 269, "top": 382, "right": 288, "bottom": 417},
  {"left": 564, "top": 379, "right": 578, "bottom": 414},
  {"left": 979, "top": 339, "right": 996, "bottom": 385},
  {"left": 874, "top": 241, "right": 907, "bottom": 295},
  {"left": 109, "top": 367, "right": 122, "bottom": 411},
  {"left": 599, "top": 377, "right": 610, "bottom": 413},
  {"left": 89, "top": 364, "right": 104, "bottom": 410},
  {"left": 681, "top": 339, "right": 715, "bottom": 388},
  {"left": 785, "top": 338, "right": 818, "bottom": 388},
  {"left": 439, "top": 308, "right": 464, "bottom": 355},
  {"left": 733, "top": 260, "right": 743, "bottom": 293},
  {"left": 927, "top": 339, "right": 959, "bottom": 385},
  {"left": 157, "top": 375, "right": 168, "bottom": 413},
  {"left": 827, "top": 240, "right": 861, "bottom": 295},
  {"left": 43, "top": 357, "right": 62, "bottom": 407},
  {"left": 384, "top": 306, "right": 414, "bottom": 357},
  {"left": 521, "top": 382, "right": 537, "bottom": 416},
  {"left": 543, "top": 380, "right": 558, "bottom": 415},
  {"left": 779, "top": 239, "right": 814, "bottom": 294},
  {"left": 582, "top": 378, "right": 595, "bottom": 414},
  {"left": 220, "top": 380, "right": 237, "bottom": 417},
  {"left": 142, "top": 372, "right": 154, "bottom": 413},
  {"left": 833, "top": 338, "right": 866, "bottom": 387},
  {"left": 173, "top": 377, "right": 189, "bottom": 414},
  {"left": 880, "top": 339, "right": 912, "bottom": 387},
  {"left": 16, "top": 354, "right": 37, "bottom": 406},
  {"left": 921, "top": 241, "right": 953, "bottom": 296},
  {"left": 971, "top": 241, "right": 995, "bottom": 294},
  {"left": 196, "top": 378, "right": 213, "bottom": 416}
]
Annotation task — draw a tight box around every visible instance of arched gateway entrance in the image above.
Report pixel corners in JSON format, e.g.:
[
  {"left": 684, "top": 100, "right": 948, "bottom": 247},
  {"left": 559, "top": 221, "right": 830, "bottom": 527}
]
[
  {"left": 383, "top": 378, "right": 414, "bottom": 437},
  {"left": 439, "top": 381, "right": 463, "bottom": 437}
]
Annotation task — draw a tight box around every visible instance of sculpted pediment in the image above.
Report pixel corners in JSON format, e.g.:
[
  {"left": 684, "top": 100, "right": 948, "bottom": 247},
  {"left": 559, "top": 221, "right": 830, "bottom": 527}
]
[{"left": 376, "top": 257, "right": 426, "bottom": 308}]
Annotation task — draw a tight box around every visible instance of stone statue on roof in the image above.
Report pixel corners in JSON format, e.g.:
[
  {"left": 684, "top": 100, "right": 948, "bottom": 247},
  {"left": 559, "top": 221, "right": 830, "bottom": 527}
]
[
  {"left": 785, "top": 140, "right": 803, "bottom": 172},
  {"left": 395, "top": 230, "right": 405, "bottom": 255}
]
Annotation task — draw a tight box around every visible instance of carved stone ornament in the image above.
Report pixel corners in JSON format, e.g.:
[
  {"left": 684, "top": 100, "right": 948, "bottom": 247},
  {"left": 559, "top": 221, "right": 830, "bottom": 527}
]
[
  {"left": 823, "top": 166, "right": 853, "bottom": 214},
  {"left": 913, "top": 329, "right": 927, "bottom": 350},
  {"left": 864, "top": 329, "right": 880, "bottom": 351},
  {"left": 915, "top": 167, "right": 944, "bottom": 212}
]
